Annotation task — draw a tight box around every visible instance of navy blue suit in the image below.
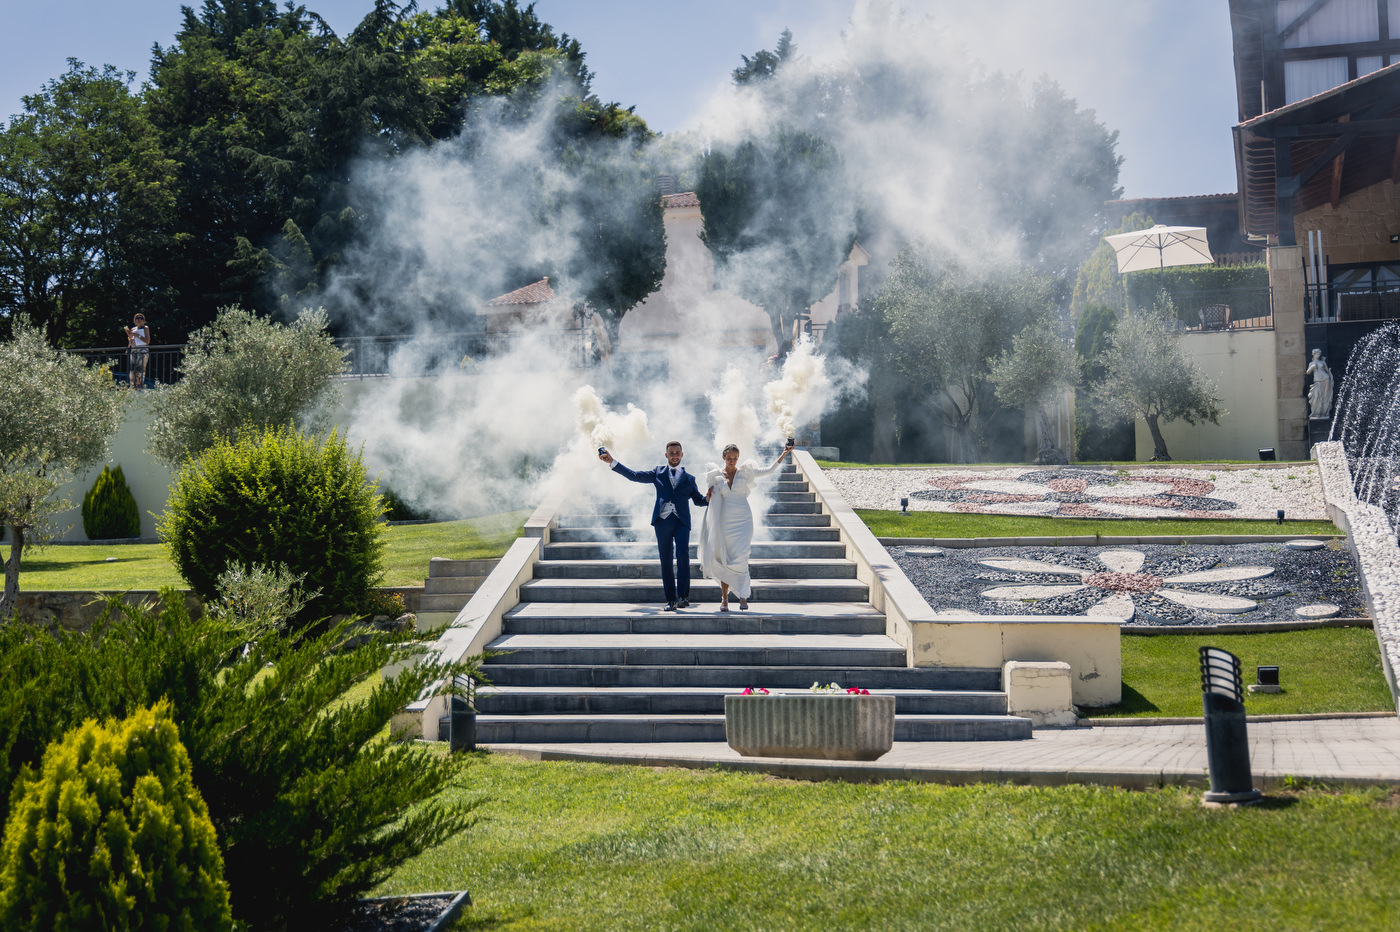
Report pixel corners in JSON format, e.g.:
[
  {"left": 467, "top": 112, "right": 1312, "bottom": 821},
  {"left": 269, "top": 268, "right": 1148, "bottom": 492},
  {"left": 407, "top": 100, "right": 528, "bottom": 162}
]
[{"left": 611, "top": 461, "right": 708, "bottom": 603}]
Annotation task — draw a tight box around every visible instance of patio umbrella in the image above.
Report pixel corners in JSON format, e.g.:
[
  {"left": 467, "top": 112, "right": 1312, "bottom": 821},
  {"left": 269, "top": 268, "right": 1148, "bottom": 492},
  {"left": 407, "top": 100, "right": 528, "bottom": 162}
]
[{"left": 1104, "top": 225, "right": 1214, "bottom": 273}]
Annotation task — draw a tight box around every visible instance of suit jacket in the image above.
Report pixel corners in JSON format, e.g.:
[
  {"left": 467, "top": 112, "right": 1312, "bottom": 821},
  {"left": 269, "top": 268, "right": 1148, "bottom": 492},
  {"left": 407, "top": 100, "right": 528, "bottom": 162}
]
[{"left": 611, "top": 462, "right": 708, "bottom": 527}]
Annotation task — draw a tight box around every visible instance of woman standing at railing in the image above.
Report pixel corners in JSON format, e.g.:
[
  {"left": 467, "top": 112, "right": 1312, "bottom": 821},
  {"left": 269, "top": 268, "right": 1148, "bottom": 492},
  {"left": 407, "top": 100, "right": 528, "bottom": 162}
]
[{"left": 124, "top": 313, "right": 151, "bottom": 390}]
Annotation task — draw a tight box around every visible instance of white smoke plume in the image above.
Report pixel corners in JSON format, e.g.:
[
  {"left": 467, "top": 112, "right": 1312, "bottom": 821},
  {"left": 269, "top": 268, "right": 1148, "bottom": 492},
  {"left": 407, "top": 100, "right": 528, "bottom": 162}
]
[{"left": 320, "top": 1, "right": 1114, "bottom": 515}]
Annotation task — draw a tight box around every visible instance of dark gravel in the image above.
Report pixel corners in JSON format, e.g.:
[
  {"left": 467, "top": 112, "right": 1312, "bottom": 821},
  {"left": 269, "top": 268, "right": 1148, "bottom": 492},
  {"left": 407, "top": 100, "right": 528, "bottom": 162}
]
[
  {"left": 338, "top": 894, "right": 463, "bottom": 932},
  {"left": 891, "top": 542, "right": 1366, "bottom": 627}
]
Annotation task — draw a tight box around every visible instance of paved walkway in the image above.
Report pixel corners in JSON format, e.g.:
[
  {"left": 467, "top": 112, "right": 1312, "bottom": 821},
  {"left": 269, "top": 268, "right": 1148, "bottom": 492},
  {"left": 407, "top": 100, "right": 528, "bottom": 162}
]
[{"left": 487, "top": 715, "right": 1400, "bottom": 790}]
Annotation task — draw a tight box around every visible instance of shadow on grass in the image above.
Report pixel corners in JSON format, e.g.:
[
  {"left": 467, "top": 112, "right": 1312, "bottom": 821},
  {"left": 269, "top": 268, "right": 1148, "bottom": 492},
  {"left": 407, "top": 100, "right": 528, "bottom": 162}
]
[{"left": 1083, "top": 683, "right": 1161, "bottom": 718}]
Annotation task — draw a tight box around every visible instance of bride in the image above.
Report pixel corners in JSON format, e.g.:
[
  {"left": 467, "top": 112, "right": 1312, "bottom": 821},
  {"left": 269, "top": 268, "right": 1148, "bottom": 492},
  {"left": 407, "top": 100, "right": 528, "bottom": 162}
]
[{"left": 700, "top": 441, "right": 793, "bottom": 611}]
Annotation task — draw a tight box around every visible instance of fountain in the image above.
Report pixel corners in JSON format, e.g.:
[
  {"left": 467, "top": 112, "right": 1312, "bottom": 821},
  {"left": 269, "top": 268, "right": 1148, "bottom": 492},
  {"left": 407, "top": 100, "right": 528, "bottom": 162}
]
[{"left": 1330, "top": 321, "right": 1400, "bottom": 542}]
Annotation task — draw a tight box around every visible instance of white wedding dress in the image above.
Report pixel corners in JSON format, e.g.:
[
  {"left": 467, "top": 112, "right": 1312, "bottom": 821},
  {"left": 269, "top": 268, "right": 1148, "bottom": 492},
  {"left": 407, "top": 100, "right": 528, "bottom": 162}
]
[{"left": 698, "top": 459, "right": 782, "bottom": 600}]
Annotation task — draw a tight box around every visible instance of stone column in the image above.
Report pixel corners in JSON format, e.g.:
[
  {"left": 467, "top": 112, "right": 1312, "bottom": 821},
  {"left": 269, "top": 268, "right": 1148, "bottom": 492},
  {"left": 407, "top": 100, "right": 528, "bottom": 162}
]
[{"left": 1269, "top": 245, "right": 1308, "bottom": 460}]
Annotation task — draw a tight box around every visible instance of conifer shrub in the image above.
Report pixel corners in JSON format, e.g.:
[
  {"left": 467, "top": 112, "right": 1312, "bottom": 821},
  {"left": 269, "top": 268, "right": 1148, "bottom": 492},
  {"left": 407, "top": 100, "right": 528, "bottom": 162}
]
[
  {"left": 0, "top": 593, "right": 483, "bottom": 931},
  {"left": 159, "top": 426, "right": 385, "bottom": 627},
  {"left": 0, "top": 701, "right": 233, "bottom": 931},
  {"left": 80, "top": 463, "right": 141, "bottom": 539}
]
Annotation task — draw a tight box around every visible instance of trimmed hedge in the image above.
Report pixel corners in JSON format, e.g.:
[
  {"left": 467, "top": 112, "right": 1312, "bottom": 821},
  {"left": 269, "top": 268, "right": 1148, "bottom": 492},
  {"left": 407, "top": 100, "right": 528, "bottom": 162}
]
[
  {"left": 158, "top": 427, "right": 385, "bottom": 626},
  {"left": 0, "top": 702, "right": 232, "bottom": 931},
  {"left": 81, "top": 463, "right": 141, "bottom": 539}
]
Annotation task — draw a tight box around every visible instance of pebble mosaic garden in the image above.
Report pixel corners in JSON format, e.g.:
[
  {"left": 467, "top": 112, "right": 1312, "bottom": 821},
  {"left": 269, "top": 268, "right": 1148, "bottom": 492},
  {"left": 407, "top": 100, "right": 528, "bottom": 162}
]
[{"left": 891, "top": 540, "right": 1366, "bottom": 626}]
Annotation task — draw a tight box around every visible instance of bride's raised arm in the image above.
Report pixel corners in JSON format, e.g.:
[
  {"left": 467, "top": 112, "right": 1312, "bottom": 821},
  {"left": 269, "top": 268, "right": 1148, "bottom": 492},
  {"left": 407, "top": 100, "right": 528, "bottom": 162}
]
[{"left": 752, "top": 445, "right": 791, "bottom": 478}]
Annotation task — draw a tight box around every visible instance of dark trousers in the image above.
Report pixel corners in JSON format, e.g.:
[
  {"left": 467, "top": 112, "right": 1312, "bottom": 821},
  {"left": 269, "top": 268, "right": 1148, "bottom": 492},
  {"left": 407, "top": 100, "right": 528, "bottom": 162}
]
[{"left": 654, "top": 514, "right": 691, "bottom": 603}]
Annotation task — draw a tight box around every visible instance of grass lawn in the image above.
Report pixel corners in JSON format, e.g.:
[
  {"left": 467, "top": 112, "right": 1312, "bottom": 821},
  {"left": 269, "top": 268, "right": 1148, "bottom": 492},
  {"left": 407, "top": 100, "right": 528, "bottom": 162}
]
[
  {"left": 856, "top": 509, "right": 1342, "bottom": 539},
  {"left": 384, "top": 752, "right": 1400, "bottom": 931},
  {"left": 1086, "top": 627, "right": 1392, "bottom": 719},
  {"left": 1, "top": 512, "right": 527, "bottom": 591}
]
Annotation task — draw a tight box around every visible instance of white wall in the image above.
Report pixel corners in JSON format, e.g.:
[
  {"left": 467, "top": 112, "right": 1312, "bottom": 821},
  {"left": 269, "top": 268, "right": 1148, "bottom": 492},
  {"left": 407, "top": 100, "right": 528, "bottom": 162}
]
[
  {"left": 52, "top": 393, "right": 176, "bottom": 541},
  {"left": 1134, "top": 329, "right": 1281, "bottom": 461}
]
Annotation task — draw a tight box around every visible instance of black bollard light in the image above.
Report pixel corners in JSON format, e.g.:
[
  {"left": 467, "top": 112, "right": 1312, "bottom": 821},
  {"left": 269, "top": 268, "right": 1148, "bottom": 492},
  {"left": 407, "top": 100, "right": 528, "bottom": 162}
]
[
  {"left": 447, "top": 675, "right": 477, "bottom": 753},
  {"left": 900, "top": 497, "right": 910, "bottom": 516},
  {"left": 1277, "top": 509, "right": 1285, "bottom": 525},
  {"left": 1199, "top": 646, "right": 1263, "bottom": 805}
]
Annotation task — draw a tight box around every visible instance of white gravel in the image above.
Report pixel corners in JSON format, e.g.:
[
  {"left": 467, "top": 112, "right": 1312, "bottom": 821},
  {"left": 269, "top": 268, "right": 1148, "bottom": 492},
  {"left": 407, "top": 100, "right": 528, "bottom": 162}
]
[{"left": 825, "top": 464, "right": 1329, "bottom": 521}]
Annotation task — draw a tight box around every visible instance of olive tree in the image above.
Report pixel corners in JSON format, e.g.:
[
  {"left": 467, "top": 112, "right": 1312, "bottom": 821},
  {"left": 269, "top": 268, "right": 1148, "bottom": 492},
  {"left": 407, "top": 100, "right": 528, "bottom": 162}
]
[
  {"left": 0, "top": 319, "right": 127, "bottom": 616},
  {"left": 878, "top": 246, "right": 1057, "bottom": 463},
  {"left": 147, "top": 306, "right": 347, "bottom": 467},
  {"left": 988, "top": 317, "right": 1079, "bottom": 464},
  {"left": 1089, "top": 297, "right": 1224, "bottom": 461}
]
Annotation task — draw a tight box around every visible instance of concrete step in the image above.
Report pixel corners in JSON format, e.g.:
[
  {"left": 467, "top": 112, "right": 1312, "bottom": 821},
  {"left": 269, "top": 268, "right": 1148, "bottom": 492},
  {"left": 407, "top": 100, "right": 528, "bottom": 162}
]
[
  {"left": 475, "top": 714, "right": 1032, "bottom": 743},
  {"left": 517, "top": 578, "right": 869, "bottom": 603},
  {"left": 763, "top": 514, "right": 831, "bottom": 527},
  {"left": 475, "top": 687, "right": 1008, "bottom": 716},
  {"left": 428, "top": 557, "right": 501, "bottom": 577},
  {"left": 531, "top": 559, "right": 858, "bottom": 581},
  {"left": 766, "top": 491, "right": 816, "bottom": 503},
  {"left": 765, "top": 501, "right": 822, "bottom": 515},
  {"left": 484, "top": 633, "right": 906, "bottom": 667},
  {"left": 547, "top": 526, "right": 840, "bottom": 543},
  {"left": 483, "top": 664, "right": 1002, "bottom": 690},
  {"left": 770, "top": 481, "right": 810, "bottom": 492},
  {"left": 502, "top": 602, "right": 886, "bottom": 635},
  {"left": 423, "top": 576, "right": 487, "bottom": 595},
  {"left": 542, "top": 542, "right": 849, "bottom": 560},
  {"left": 419, "top": 593, "right": 476, "bottom": 613}
]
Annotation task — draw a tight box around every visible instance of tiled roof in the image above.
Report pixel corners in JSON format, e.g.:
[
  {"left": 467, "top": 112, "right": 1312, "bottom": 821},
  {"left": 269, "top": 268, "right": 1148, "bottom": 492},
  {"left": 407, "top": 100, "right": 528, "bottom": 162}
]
[
  {"left": 485, "top": 277, "right": 557, "bottom": 307},
  {"left": 662, "top": 192, "right": 700, "bottom": 209}
]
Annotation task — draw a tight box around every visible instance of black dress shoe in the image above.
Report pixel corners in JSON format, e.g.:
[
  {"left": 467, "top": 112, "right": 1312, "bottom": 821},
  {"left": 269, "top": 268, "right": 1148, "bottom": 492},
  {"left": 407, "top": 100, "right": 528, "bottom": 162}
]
[
  {"left": 663, "top": 602, "right": 677, "bottom": 612},
  {"left": 677, "top": 598, "right": 690, "bottom": 609}
]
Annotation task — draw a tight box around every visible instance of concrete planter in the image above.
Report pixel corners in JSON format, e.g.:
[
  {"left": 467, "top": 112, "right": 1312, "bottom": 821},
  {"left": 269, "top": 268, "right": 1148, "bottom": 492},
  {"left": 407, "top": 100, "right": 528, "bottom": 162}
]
[{"left": 724, "top": 694, "right": 896, "bottom": 760}]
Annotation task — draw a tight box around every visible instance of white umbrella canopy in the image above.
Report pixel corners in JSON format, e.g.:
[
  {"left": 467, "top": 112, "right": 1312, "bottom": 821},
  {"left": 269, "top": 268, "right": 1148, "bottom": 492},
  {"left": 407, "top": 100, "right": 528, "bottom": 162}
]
[{"left": 1104, "top": 225, "right": 1214, "bottom": 273}]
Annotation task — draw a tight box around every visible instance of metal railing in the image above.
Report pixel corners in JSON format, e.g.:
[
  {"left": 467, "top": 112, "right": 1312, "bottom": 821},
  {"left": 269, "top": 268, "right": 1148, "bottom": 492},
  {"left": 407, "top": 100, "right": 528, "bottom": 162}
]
[
  {"left": 66, "top": 344, "right": 185, "bottom": 387},
  {"left": 1305, "top": 285, "right": 1400, "bottom": 324},
  {"left": 1158, "top": 287, "right": 1275, "bottom": 332},
  {"left": 64, "top": 328, "right": 605, "bottom": 382}
]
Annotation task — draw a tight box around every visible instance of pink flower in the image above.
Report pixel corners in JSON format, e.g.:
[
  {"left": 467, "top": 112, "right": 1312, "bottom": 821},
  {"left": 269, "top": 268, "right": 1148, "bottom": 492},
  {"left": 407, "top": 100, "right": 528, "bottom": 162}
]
[
  {"left": 741, "top": 687, "right": 769, "bottom": 695},
  {"left": 846, "top": 687, "right": 871, "bottom": 695}
]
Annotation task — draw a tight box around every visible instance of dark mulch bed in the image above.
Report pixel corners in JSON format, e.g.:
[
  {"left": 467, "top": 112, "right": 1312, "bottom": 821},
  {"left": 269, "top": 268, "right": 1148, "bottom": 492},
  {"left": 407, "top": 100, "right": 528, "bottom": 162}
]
[
  {"left": 891, "top": 542, "right": 1366, "bottom": 626},
  {"left": 338, "top": 892, "right": 469, "bottom": 932}
]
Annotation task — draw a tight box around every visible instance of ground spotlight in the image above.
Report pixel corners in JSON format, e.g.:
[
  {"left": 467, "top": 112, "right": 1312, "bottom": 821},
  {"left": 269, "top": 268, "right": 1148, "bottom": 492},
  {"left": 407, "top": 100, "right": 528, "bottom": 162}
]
[
  {"left": 900, "top": 496, "right": 909, "bottom": 515},
  {"left": 1258, "top": 448, "right": 1276, "bottom": 461}
]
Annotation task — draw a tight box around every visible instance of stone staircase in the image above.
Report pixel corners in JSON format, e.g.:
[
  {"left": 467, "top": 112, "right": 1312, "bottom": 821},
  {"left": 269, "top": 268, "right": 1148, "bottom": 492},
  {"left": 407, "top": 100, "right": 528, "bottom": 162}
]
[
  {"left": 417, "top": 558, "right": 501, "bottom": 632},
  {"left": 473, "top": 463, "right": 1032, "bottom": 743}
]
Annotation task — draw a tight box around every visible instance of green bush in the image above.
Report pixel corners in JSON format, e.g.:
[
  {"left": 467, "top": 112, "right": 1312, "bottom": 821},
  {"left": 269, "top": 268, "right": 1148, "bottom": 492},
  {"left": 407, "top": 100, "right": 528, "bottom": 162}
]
[
  {"left": 0, "top": 594, "right": 483, "bottom": 931},
  {"left": 159, "top": 426, "right": 385, "bottom": 626},
  {"left": 381, "top": 485, "right": 431, "bottom": 522},
  {"left": 0, "top": 701, "right": 233, "bottom": 931},
  {"left": 81, "top": 463, "right": 141, "bottom": 539}
]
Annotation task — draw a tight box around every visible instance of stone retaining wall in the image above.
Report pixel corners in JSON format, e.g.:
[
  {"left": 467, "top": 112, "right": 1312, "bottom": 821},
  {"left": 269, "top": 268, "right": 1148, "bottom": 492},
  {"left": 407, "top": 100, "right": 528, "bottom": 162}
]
[
  {"left": 1313, "top": 441, "right": 1400, "bottom": 714},
  {"left": 13, "top": 591, "right": 204, "bottom": 631}
]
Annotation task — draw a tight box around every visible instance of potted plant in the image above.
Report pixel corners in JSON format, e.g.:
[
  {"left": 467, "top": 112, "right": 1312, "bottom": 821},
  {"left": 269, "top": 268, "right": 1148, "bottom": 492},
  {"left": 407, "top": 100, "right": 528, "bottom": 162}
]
[{"left": 724, "top": 683, "right": 896, "bottom": 761}]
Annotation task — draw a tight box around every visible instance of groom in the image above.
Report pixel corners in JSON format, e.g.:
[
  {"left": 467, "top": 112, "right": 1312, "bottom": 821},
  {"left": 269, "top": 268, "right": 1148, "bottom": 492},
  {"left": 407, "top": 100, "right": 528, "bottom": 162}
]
[{"left": 599, "top": 441, "right": 707, "bottom": 611}]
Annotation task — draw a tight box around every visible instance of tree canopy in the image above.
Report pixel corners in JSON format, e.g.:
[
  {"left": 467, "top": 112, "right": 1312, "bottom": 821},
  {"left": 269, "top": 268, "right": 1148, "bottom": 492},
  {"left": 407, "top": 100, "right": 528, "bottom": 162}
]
[
  {"left": 0, "top": 0, "right": 649, "bottom": 345},
  {"left": 0, "top": 318, "right": 128, "bottom": 615},
  {"left": 1089, "top": 297, "right": 1224, "bottom": 461},
  {"left": 694, "top": 126, "right": 858, "bottom": 349},
  {"left": 146, "top": 306, "right": 347, "bottom": 467}
]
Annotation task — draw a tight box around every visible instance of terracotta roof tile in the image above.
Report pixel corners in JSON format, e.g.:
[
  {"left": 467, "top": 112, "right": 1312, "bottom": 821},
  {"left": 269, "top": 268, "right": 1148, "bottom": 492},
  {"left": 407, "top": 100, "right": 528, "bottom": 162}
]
[
  {"left": 485, "top": 277, "right": 557, "bottom": 307},
  {"left": 662, "top": 192, "right": 700, "bottom": 209}
]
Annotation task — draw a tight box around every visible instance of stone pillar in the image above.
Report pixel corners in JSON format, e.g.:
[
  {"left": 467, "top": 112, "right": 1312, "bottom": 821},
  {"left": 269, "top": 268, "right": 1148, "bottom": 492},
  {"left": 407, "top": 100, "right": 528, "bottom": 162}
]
[{"left": 1269, "top": 245, "right": 1308, "bottom": 460}]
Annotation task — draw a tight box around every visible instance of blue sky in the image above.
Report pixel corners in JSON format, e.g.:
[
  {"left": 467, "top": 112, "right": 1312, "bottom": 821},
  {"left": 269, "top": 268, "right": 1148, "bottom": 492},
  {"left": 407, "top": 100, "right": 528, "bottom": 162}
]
[{"left": 1, "top": 0, "right": 1240, "bottom": 198}]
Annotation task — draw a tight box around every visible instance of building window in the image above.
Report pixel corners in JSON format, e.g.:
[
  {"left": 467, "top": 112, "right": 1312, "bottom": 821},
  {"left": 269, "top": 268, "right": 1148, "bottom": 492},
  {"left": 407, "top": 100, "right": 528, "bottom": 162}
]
[
  {"left": 1358, "top": 54, "right": 1386, "bottom": 74},
  {"left": 1278, "top": 0, "right": 1380, "bottom": 48},
  {"left": 1391, "top": 0, "right": 1400, "bottom": 38},
  {"left": 1284, "top": 56, "right": 1351, "bottom": 102}
]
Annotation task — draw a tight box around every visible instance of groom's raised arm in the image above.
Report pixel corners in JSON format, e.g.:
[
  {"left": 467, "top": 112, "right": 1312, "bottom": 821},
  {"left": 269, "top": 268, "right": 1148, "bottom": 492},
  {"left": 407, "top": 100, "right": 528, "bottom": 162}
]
[{"left": 609, "top": 460, "right": 651, "bottom": 484}]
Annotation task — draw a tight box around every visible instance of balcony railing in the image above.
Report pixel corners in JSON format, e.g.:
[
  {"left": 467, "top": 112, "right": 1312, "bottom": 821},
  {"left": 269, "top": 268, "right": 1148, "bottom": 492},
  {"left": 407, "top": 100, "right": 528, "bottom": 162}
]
[
  {"left": 1305, "top": 285, "right": 1400, "bottom": 324},
  {"left": 1149, "top": 287, "right": 1275, "bottom": 332},
  {"left": 65, "top": 328, "right": 604, "bottom": 383}
]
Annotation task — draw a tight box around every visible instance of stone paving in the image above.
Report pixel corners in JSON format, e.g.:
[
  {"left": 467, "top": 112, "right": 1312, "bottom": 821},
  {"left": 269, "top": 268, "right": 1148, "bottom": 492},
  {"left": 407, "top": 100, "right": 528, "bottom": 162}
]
[{"left": 488, "top": 714, "right": 1400, "bottom": 789}]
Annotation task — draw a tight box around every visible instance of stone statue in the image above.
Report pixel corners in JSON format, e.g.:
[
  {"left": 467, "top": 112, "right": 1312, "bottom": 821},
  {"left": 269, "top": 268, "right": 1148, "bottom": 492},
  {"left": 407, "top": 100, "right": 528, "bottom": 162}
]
[{"left": 1307, "top": 348, "right": 1334, "bottom": 419}]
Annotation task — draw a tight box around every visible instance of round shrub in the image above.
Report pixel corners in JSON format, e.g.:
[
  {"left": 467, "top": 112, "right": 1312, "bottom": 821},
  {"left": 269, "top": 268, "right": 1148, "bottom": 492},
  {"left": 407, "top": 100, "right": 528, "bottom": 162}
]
[
  {"left": 81, "top": 463, "right": 141, "bottom": 539},
  {"left": 158, "top": 426, "right": 385, "bottom": 627},
  {"left": 0, "top": 702, "right": 233, "bottom": 931}
]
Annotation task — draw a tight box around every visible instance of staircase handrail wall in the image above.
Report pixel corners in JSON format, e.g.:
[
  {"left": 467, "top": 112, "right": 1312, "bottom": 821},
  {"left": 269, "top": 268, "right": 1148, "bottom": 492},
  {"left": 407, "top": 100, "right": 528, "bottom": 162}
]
[
  {"left": 792, "top": 450, "right": 1122, "bottom": 707},
  {"left": 389, "top": 483, "right": 571, "bottom": 739}
]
